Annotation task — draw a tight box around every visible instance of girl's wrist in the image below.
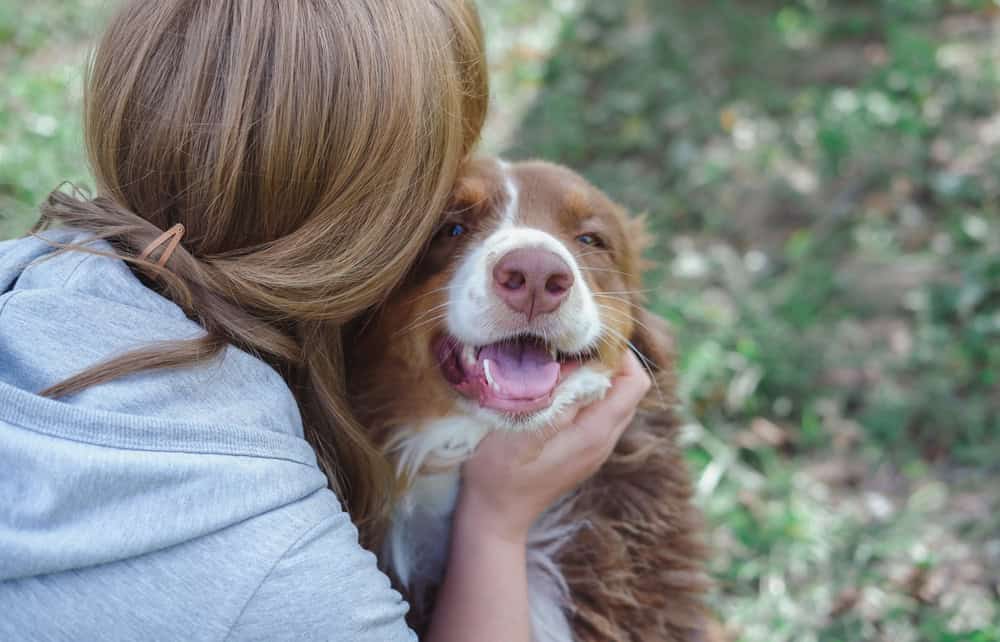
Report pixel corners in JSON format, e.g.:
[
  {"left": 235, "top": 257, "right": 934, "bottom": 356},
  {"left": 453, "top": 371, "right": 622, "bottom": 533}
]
[
  {"left": 431, "top": 488, "right": 533, "bottom": 642},
  {"left": 454, "top": 488, "right": 530, "bottom": 549}
]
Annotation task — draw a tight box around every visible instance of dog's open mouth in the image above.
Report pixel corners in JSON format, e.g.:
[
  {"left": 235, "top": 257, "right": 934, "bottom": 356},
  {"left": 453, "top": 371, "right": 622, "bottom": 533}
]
[{"left": 435, "top": 335, "right": 589, "bottom": 415}]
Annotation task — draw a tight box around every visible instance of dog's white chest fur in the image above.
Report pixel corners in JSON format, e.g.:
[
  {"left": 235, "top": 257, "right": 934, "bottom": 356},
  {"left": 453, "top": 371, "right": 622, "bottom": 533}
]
[{"left": 383, "top": 369, "right": 612, "bottom": 642}]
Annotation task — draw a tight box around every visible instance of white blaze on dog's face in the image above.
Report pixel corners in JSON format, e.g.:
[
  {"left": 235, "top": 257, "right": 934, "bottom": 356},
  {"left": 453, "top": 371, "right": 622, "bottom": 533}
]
[
  {"left": 349, "top": 158, "right": 654, "bottom": 436},
  {"left": 439, "top": 163, "right": 620, "bottom": 430}
]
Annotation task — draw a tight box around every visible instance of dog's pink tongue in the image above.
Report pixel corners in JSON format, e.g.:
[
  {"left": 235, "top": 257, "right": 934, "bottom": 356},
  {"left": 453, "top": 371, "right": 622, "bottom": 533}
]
[{"left": 479, "top": 342, "right": 560, "bottom": 399}]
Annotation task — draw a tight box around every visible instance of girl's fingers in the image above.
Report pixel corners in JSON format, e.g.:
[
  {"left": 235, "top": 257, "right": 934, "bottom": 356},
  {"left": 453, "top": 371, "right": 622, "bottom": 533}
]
[
  {"left": 536, "top": 351, "right": 652, "bottom": 464},
  {"left": 560, "top": 351, "right": 650, "bottom": 446}
]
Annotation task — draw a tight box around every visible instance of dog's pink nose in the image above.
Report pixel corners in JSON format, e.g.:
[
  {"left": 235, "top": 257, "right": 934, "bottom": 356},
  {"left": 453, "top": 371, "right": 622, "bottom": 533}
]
[{"left": 492, "top": 248, "right": 574, "bottom": 319}]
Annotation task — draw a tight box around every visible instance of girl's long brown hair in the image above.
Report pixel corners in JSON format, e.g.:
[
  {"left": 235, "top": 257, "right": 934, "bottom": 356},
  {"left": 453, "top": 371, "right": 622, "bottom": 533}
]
[{"left": 33, "top": 0, "right": 488, "bottom": 531}]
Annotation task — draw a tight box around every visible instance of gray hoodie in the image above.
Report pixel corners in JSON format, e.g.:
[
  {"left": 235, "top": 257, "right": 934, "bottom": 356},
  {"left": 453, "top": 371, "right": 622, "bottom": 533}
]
[{"left": 0, "top": 229, "right": 416, "bottom": 641}]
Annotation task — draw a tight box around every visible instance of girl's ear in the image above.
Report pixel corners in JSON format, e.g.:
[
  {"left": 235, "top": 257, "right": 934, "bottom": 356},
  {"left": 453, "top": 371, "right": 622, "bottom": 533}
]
[{"left": 629, "top": 306, "right": 674, "bottom": 374}]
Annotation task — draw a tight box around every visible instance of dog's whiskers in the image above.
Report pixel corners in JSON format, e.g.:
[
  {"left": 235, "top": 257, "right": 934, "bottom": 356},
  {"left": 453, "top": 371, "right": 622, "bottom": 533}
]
[
  {"left": 574, "top": 249, "right": 608, "bottom": 260},
  {"left": 392, "top": 310, "right": 449, "bottom": 338},
  {"left": 404, "top": 285, "right": 454, "bottom": 305},
  {"left": 599, "top": 324, "right": 668, "bottom": 408},
  {"left": 578, "top": 266, "right": 630, "bottom": 277},
  {"left": 593, "top": 303, "right": 669, "bottom": 407},
  {"left": 592, "top": 294, "right": 632, "bottom": 307},
  {"left": 401, "top": 301, "right": 451, "bottom": 325},
  {"left": 598, "top": 304, "right": 663, "bottom": 343},
  {"left": 592, "top": 288, "right": 655, "bottom": 296}
]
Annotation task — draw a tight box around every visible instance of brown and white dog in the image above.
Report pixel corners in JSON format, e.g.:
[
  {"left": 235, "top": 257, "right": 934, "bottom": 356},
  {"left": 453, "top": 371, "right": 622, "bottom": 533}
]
[{"left": 348, "top": 157, "right": 711, "bottom": 641}]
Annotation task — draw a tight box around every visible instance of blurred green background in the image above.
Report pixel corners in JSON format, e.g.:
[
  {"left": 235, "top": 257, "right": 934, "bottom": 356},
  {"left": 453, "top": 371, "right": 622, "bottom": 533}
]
[{"left": 2, "top": 1, "right": 998, "bottom": 640}]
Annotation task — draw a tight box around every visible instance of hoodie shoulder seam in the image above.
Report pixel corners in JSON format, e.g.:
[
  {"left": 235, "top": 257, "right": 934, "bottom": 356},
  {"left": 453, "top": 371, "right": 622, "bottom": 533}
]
[
  {"left": 60, "top": 249, "right": 98, "bottom": 289},
  {"left": 0, "top": 290, "right": 22, "bottom": 319},
  {"left": 222, "top": 508, "right": 335, "bottom": 641}
]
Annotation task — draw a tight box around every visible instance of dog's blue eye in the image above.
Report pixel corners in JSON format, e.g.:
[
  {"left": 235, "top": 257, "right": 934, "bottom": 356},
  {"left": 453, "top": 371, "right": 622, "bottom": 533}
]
[
  {"left": 446, "top": 223, "right": 465, "bottom": 238},
  {"left": 576, "top": 233, "right": 605, "bottom": 248}
]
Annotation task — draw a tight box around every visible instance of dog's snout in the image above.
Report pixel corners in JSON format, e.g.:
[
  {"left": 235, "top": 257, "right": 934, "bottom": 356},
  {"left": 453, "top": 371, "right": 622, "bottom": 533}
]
[{"left": 492, "top": 248, "right": 574, "bottom": 319}]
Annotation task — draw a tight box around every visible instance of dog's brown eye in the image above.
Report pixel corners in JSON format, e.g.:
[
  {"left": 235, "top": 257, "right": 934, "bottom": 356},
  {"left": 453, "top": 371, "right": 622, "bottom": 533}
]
[{"left": 576, "top": 233, "right": 605, "bottom": 248}]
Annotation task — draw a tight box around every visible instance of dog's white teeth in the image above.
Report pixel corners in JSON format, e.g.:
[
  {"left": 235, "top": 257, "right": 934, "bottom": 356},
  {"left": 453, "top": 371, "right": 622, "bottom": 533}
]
[
  {"left": 549, "top": 345, "right": 558, "bottom": 361},
  {"left": 462, "top": 345, "right": 477, "bottom": 369},
  {"left": 483, "top": 359, "right": 498, "bottom": 391}
]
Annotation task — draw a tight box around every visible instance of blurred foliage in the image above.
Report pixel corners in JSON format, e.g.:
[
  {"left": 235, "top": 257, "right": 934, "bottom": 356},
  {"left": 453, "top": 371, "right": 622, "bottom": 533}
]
[
  {"left": 0, "top": 0, "right": 106, "bottom": 238},
  {"left": 506, "top": 1, "right": 1000, "bottom": 640},
  {"left": 3, "top": 1, "right": 999, "bottom": 641}
]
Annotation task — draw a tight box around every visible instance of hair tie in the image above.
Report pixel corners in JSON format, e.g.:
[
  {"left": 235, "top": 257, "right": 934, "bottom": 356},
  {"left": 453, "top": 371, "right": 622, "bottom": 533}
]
[{"left": 139, "top": 223, "right": 186, "bottom": 267}]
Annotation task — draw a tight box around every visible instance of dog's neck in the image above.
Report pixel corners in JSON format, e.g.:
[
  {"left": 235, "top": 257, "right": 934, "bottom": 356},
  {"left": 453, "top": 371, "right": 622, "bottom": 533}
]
[
  {"left": 383, "top": 414, "right": 578, "bottom": 642},
  {"left": 382, "top": 415, "right": 489, "bottom": 599}
]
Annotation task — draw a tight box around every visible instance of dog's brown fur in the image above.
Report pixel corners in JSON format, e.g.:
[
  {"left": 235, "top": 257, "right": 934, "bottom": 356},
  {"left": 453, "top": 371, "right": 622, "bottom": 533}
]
[
  {"left": 347, "top": 158, "right": 712, "bottom": 641},
  {"left": 560, "top": 309, "right": 712, "bottom": 641}
]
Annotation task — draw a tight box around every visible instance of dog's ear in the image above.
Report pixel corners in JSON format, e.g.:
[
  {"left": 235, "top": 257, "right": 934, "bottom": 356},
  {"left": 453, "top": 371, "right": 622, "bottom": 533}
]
[{"left": 629, "top": 305, "right": 674, "bottom": 374}]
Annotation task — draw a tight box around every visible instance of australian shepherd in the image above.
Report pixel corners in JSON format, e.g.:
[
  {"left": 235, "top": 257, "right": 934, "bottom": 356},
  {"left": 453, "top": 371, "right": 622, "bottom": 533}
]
[{"left": 348, "top": 157, "right": 712, "bottom": 641}]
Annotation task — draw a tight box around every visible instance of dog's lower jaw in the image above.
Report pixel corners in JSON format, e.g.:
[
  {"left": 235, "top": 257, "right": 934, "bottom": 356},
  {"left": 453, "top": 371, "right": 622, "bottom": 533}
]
[
  {"left": 462, "top": 366, "right": 614, "bottom": 433},
  {"left": 383, "top": 367, "right": 613, "bottom": 641}
]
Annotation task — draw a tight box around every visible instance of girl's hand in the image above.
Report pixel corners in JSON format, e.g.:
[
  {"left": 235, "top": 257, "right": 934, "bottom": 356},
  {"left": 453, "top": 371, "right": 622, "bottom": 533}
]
[
  {"left": 428, "top": 352, "right": 650, "bottom": 642},
  {"left": 456, "top": 350, "right": 652, "bottom": 544}
]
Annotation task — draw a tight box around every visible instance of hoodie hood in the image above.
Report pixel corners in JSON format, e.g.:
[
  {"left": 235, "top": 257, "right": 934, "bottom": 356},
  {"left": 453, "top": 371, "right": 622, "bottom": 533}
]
[{"left": 0, "top": 229, "right": 328, "bottom": 581}]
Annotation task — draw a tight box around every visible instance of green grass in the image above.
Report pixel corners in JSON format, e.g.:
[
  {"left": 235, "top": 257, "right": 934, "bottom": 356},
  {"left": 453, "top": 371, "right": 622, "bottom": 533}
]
[{"left": 3, "top": 2, "right": 999, "bottom": 641}]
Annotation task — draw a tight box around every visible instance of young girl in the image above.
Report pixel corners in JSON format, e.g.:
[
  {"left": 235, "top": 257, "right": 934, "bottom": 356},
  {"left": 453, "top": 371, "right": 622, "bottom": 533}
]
[{"left": 0, "top": 2, "right": 649, "bottom": 640}]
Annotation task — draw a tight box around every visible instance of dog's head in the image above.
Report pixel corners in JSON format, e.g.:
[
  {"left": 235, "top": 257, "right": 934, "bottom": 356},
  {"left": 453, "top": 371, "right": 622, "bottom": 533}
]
[{"left": 349, "top": 157, "right": 672, "bottom": 436}]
